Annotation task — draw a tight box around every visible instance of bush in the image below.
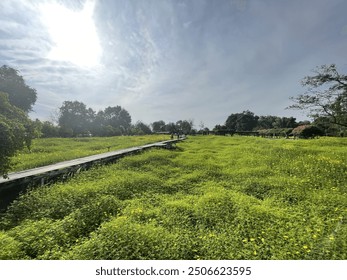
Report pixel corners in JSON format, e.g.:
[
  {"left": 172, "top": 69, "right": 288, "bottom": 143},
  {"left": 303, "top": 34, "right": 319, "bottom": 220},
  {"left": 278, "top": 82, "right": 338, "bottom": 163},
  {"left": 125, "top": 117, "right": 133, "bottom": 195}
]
[
  {"left": 7, "top": 219, "right": 63, "bottom": 259},
  {"left": 0, "top": 92, "right": 31, "bottom": 177},
  {"left": 0, "top": 231, "right": 26, "bottom": 259},
  {"left": 66, "top": 216, "right": 183, "bottom": 260},
  {"left": 292, "top": 125, "right": 324, "bottom": 138}
]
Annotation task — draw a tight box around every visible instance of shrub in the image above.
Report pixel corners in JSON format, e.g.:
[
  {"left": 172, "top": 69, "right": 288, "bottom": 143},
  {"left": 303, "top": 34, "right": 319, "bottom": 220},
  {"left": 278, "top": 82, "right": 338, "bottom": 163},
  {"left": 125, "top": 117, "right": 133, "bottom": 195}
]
[
  {"left": 7, "top": 219, "right": 63, "bottom": 259},
  {"left": 66, "top": 216, "right": 184, "bottom": 260},
  {"left": 0, "top": 231, "right": 26, "bottom": 259},
  {"left": 292, "top": 125, "right": 324, "bottom": 138}
]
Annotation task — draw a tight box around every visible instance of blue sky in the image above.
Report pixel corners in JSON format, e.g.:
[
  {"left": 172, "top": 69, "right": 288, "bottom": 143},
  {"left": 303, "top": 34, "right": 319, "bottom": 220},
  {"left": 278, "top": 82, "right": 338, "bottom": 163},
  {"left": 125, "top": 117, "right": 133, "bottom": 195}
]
[{"left": 0, "top": 0, "right": 346, "bottom": 128}]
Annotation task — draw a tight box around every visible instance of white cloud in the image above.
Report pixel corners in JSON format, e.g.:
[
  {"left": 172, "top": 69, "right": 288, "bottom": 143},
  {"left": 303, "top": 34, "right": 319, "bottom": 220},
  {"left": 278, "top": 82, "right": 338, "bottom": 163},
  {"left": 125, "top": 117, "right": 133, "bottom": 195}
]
[{"left": 1, "top": 0, "right": 346, "bottom": 128}]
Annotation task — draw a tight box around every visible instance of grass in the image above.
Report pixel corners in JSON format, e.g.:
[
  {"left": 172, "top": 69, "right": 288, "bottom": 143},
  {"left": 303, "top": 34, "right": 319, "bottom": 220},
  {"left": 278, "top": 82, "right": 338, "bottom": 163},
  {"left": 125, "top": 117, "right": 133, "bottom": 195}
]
[
  {"left": 0, "top": 135, "right": 346, "bottom": 259},
  {"left": 10, "top": 135, "right": 170, "bottom": 171}
]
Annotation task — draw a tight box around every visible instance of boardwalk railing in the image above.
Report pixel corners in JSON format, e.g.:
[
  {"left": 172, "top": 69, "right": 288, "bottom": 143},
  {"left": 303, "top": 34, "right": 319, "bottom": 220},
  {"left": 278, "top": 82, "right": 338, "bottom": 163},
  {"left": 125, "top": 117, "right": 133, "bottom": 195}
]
[{"left": 0, "top": 138, "right": 185, "bottom": 212}]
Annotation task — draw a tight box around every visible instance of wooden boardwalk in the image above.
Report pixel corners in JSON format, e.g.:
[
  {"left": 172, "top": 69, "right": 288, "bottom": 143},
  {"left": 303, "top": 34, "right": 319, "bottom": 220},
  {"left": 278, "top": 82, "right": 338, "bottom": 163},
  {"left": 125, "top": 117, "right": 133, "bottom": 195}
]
[{"left": 0, "top": 138, "right": 184, "bottom": 211}]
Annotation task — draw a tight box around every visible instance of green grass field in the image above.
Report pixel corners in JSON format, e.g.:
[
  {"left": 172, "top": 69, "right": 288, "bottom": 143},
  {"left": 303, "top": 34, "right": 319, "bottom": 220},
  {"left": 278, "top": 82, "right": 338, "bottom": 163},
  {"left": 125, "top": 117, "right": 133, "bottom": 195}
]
[
  {"left": 1, "top": 136, "right": 346, "bottom": 259},
  {"left": 10, "top": 135, "right": 170, "bottom": 171}
]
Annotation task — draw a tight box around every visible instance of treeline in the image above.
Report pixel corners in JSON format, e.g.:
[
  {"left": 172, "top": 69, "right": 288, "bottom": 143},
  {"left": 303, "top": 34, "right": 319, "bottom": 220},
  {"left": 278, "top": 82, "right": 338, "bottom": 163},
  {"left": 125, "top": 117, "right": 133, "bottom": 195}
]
[
  {"left": 34, "top": 100, "right": 195, "bottom": 138},
  {"left": 213, "top": 110, "right": 345, "bottom": 138}
]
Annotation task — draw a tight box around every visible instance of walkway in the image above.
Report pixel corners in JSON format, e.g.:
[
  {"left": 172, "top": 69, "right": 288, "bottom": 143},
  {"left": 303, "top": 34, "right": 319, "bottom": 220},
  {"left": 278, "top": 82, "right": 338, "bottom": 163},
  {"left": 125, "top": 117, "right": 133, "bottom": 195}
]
[{"left": 0, "top": 138, "right": 184, "bottom": 211}]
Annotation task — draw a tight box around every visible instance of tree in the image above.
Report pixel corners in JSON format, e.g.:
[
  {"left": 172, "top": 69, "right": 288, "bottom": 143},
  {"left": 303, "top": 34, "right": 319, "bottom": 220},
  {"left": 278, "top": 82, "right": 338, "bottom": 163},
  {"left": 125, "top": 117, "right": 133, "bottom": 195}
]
[
  {"left": 225, "top": 110, "right": 259, "bottom": 131},
  {"left": 288, "top": 64, "right": 347, "bottom": 128},
  {"left": 313, "top": 116, "right": 344, "bottom": 136},
  {"left": 165, "top": 122, "right": 177, "bottom": 134},
  {"left": 41, "top": 121, "right": 60, "bottom": 138},
  {"left": 101, "top": 106, "right": 132, "bottom": 135},
  {"left": 151, "top": 120, "right": 166, "bottom": 132},
  {"left": 175, "top": 119, "right": 193, "bottom": 134},
  {"left": 256, "top": 115, "right": 279, "bottom": 129},
  {"left": 0, "top": 65, "right": 37, "bottom": 112},
  {"left": 0, "top": 92, "right": 32, "bottom": 177},
  {"left": 58, "top": 101, "right": 95, "bottom": 137},
  {"left": 273, "top": 117, "right": 297, "bottom": 129},
  {"left": 292, "top": 125, "right": 324, "bottom": 139},
  {"left": 132, "top": 121, "right": 152, "bottom": 135},
  {"left": 24, "top": 119, "right": 43, "bottom": 151}
]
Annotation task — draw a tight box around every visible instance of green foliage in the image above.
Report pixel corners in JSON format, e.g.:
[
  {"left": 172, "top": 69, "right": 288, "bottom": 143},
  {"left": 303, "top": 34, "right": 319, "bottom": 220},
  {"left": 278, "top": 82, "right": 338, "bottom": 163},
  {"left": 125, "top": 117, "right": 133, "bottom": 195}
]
[
  {"left": 65, "top": 216, "right": 185, "bottom": 260},
  {"left": 0, "top": 65, "right": 37, "bottom": 112},
  {"left": 41, "top": 121, "right": 60, "bottom": 138},
  {"left": 225, "top": 110, "right": 258, "bottom": 131},
  {"left": 0, "top": 231, "right": 27, "bottom": 259},
  {"left": 132, "top": 121, "right": 152, "bottom": 135},
  {"left": 292, "top": 125, "right": 324, "bottom": 138},
  {"left": 57, "top": 102, "right": 134, "bottom": 137},
  {"left": 58, "top": 101, "right": 95, "bottom": 137},
  {"left": 1, "top": 136, "right": 346, "bottom": 259},
  {"left": 0, "top": 92, "right": 32, "bottom": 177},
  {"left": 289, "top": 64, "right": 347, "bottom": 128}
]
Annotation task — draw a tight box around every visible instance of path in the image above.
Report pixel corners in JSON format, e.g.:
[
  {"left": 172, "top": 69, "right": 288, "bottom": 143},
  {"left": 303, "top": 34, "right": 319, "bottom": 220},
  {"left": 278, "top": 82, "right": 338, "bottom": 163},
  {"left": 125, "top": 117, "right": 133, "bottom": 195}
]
[{"left": 0, "top": 138, "right": 184, "bottom": 211}]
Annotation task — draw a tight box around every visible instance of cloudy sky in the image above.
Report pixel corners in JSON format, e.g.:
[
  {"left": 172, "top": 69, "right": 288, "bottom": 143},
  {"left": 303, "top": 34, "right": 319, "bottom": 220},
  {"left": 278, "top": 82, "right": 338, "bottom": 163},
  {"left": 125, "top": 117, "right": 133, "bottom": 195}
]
[{"left": 1, "top": 0, "right": 346, "bottom": 128}]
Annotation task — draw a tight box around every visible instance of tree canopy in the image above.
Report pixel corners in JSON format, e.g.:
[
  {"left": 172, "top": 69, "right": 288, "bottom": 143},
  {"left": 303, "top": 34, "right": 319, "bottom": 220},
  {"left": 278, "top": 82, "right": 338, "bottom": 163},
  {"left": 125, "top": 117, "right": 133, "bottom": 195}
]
[
  {"left": 225, "top": 110, "right": 259, "bottom": 131},
  {"left": 102, "top": 106, "right": 132, "bottom": 135},
  {"left": 0, "top": 65, "right": 37, "bottom": 112},
  {"left": 58, "top": 102, "right": 133, "bottom": 137},
  {"left": 58, "top": 101, "right": 95, "bottom": 137},
  {"left": 289, "top": 64, "right": 347, "bottom": 128},
  {"left": 151, "top": 120, "right": 166, "bottom": 133},
  {"left": 0, "top": 92, "right": 32, "bottom": 177},
  {"left": 257, "top": 115, "right": 297, "bottom": 130}
]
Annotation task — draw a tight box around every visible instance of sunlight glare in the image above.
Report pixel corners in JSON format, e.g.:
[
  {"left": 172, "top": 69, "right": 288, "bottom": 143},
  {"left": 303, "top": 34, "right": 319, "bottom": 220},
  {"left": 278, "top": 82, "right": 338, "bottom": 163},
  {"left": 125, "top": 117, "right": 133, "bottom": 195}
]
[{"left": 39, "top": 0, "right": 102, "bottom": 68}]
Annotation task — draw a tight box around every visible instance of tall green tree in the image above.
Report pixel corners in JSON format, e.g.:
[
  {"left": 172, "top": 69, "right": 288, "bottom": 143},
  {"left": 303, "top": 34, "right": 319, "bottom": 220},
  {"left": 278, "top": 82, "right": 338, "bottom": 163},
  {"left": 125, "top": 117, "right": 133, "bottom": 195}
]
[
  {"left": 0, "top": 65, "right": 37, "bottom": 112},
  {"left": 41, "top": 121, "right": 60, "bottom": 138},
  {"left": 256, "top": 115, "right": 279, "bottom": 129},
  {"left": 176, "top": 120, "right": 193, "bottom": 134},
  {"left": 58, "top": 101, "right": 95, "bottom": 137},
  {"left": 101, "top": 106, "right": 132, "bottom": 135},
  {"left": 313, "top": 116, "right": 340, "bottom": 136},
  {"left": 165, "top": 122, "right": 177, "bottom": 134},
  {"left": 151, "top": 120, "right": 166, "bottom": 132},
  {"left": 273, "top": 116, "right": 297, "bottom": 129},
  {"left": 289, "top": 64, "right": 347, "bottom": 128},
  {"left": 225, "top": 110, "right": 258, "bottom": 131},
  {"left": 0, "top": 92, "right": 32, "bottom": 177},
  {"left": 132, "top": 121, "right": 152, "bottom": 135}
]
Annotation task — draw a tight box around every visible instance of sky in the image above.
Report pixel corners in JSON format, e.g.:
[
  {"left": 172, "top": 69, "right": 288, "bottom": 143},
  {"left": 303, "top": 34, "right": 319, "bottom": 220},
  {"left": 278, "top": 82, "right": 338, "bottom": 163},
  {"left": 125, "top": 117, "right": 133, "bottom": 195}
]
[{"left": 0, "top": 0, "right": 346, "bottom": 129}]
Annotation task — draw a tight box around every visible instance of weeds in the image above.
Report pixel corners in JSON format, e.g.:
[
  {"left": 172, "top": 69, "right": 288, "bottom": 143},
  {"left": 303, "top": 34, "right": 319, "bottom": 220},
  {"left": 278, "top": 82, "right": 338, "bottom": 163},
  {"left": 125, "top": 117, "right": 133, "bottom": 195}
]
[{"left": 1, "top": 136, "right": 346, "bottom": 259}]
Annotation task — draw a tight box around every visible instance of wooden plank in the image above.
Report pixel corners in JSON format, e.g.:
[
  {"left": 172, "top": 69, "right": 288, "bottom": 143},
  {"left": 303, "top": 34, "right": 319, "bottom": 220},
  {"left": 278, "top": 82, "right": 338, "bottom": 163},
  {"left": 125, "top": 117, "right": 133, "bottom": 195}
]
[{"left": 0, "top": 146, "right": 140, "bottom": 184}]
